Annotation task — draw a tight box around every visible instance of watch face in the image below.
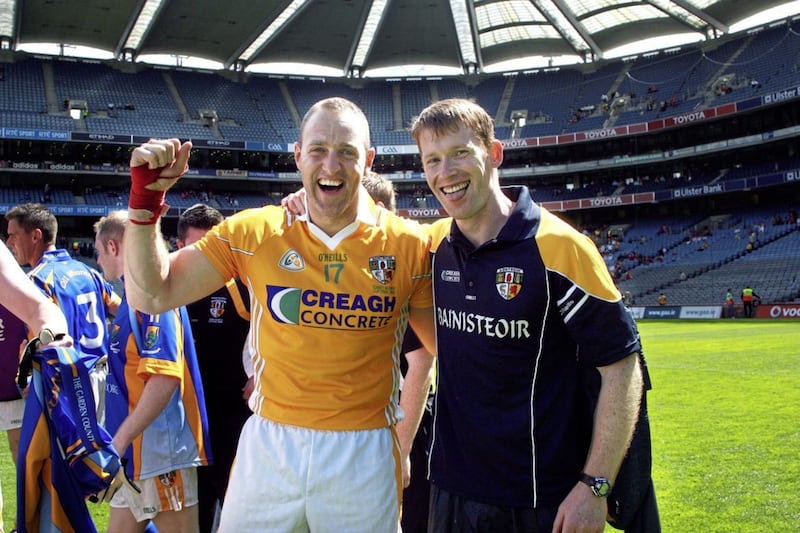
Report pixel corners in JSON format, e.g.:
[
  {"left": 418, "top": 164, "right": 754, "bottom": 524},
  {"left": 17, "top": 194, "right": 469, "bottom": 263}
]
[
  {"left": 39, "top": 329, "right": 55, "bottom": 345},
  {"left": 594, "top": 479, "right": 612, "bottom": 497}
]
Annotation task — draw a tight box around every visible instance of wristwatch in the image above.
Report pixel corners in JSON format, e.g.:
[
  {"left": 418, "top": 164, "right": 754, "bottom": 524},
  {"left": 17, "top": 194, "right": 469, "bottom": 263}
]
[
  {"left": 38, "top": 328, "right": 65, "bottom": 345},
  {"left": 17, "top": 329, "right": 66, "bottom": 390},
  {"left": 579, "top": 473, "right": 612, "bottom": 497}
]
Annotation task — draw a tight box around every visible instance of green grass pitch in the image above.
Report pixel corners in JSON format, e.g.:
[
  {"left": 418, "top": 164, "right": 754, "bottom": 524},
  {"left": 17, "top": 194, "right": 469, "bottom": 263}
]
[{"left": 2, "top": 319, "right": 798, "bottom": 531}]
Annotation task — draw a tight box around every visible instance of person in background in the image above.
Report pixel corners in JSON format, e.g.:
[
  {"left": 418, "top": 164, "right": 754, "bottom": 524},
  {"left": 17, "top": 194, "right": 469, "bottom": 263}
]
[
  {"left": 0, "top": 301, "right": 26, "bottom": 533},
  {"left": 411, "top": 98, "right": 646, "bottom": 532},
  {"left": 361, "top": 171, "right": 434, "bottom": 532},
  {"left": 657, "top": 292, "right": 667, "bottom": 306},
  {"left": 94, "top": 210, "right": 210, "bottom": 532},
  {"left": 725, "top": 289, "right": 735, "bottom": 318},
  {"left": 176, "top": 203, "right": 252, "bottom": 533},
  {"left": 741, "top": 285, "right": 760, "bottom": 318},
  {"left": 120, "top": 96, "right": 435, "bottom": 531},
  {"left": 5, "top": 203, "right": 120, "bottom": 422},
  {"left": 1, "top": 240, "right": 70, "bottom": 533}
]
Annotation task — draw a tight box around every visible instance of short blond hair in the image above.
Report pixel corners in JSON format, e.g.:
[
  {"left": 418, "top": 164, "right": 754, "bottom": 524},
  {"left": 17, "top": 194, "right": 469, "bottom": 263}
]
[
  {"left": 362, "top": 171, "right": 396, "bottom": 213},
  {"left": 93, "top": 210, "right": 128, "bottom": 250}
]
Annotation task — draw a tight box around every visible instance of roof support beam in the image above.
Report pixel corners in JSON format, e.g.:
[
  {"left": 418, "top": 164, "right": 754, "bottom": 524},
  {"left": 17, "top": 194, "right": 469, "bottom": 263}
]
[
  {"left": 346, "top": 0, "right": 389, "bottom": 77},
  {"left": 543, "top": 0, "right": 602, "bottom": 59},
  {"left": 667, "top": 0, "right": 729, "bottom": 34},
  {"left": 226, "top": 0, "right": 311, "bottom": 70}
]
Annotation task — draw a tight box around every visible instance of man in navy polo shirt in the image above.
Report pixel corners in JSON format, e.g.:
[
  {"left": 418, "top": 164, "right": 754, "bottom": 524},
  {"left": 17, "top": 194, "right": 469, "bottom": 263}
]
[{"left": 412, "top": 99, "right": 648, "bottom": 532}]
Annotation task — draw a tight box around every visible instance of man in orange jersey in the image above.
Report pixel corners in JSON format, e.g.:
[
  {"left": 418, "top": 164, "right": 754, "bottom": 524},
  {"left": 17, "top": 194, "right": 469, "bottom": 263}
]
[{"left": 122, "top": 97, "right": 435, "bottom": 532}]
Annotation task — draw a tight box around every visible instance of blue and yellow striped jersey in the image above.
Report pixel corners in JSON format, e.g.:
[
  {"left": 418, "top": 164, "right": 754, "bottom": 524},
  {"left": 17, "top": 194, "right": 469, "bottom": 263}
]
[
  {"left": 105, "top": 295, "right": 211, "bottom": 481},
  {"left": 28, "top": 249, "right": 120, "bottom": 369},
  {"left": 17, "top": 345, "right": 123, "bottom": 533}
]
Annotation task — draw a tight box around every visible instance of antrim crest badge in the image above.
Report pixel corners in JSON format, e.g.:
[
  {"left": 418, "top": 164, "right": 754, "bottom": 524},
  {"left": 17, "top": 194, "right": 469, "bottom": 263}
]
[
  {"left": 369, "top": 256, "right": 396, "bottom": 284},
  {"left": 495, "top": 267, "right": 523, "bottom": 300},
  {"left": 210, "top": 297, "right": 227, "bottom": 318}
]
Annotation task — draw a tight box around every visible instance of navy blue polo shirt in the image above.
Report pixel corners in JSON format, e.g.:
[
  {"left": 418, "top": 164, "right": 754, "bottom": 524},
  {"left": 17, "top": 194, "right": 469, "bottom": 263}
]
[{"left": 429, "top": 186, "right": 640, "bottom": 508}]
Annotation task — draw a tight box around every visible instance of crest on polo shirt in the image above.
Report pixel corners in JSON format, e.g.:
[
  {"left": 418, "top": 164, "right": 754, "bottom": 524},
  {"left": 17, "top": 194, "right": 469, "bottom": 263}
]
[
  {"left": 210, "top": 296, "right": 227, "bottom": 318},
  {"left": 369, "top": 256, "right": 396, "bottom": 284},
  {"left": 495, "top": 267, "right": 523, "bottom": 301}
]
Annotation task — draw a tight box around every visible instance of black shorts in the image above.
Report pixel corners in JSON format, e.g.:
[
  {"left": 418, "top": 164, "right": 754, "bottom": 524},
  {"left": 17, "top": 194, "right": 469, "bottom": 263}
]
[{"left": 428, "top": 485, "right": 556, "bottom": 533}]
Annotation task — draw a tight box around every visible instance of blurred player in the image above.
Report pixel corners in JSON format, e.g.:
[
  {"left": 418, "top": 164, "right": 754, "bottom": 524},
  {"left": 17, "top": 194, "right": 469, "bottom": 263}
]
[
  {"left": 177, "top": 203, "right": 251, "bottom": 532},
  {"left": 94, "top": 210, "right": 210, "bottom": 532},
  {"left": 5, "top": 203, "right": 120, "bottom": 421}
]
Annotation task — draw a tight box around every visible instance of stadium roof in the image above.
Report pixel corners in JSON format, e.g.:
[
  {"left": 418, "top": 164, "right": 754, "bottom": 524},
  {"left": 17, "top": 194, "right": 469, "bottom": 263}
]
[{"left": 2, "top": 0, "right": 799, "bottom": 77}]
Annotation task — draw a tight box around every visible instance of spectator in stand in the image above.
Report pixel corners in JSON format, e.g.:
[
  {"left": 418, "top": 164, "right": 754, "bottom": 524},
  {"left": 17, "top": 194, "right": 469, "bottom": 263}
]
[
  {"left": 741, "top": 285, "right": 760, "bottom": 318},
  {"left": 657, "top": 292, "right": 667, "bottom": 306}
]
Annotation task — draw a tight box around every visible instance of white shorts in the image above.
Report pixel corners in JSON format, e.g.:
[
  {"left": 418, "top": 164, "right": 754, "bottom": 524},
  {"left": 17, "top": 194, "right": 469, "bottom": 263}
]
[
  {"left": 218, "top": 416, "right": 401, "bottom": 533},
  {"left": 110, "top": 467, "right": 198, "bottom": 522},
  {"left": 0, "top": 399, "right": 25, "bottom": 430}
]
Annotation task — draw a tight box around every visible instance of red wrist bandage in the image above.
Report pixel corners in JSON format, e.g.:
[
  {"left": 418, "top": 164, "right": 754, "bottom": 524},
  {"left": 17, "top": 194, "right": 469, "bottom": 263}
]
[{"left": 129, "top": 165, "right": 167, "bottom": 225}]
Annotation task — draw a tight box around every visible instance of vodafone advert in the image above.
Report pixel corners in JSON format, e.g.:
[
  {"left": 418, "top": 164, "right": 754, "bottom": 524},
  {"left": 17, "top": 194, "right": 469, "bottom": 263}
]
[{"left": 756, "top": 304, "right": 800, "bottom": 319}]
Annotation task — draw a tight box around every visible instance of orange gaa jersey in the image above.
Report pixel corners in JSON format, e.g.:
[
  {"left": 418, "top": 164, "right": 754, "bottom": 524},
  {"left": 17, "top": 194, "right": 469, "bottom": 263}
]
[{"left": 195, "top": 191, "right": 433, "bottom": 431}]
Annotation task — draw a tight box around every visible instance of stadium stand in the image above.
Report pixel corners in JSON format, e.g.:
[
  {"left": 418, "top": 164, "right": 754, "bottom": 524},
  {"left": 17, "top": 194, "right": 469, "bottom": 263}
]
[{"left": 2, "top": 22, "right": 799, "bottom": 308}]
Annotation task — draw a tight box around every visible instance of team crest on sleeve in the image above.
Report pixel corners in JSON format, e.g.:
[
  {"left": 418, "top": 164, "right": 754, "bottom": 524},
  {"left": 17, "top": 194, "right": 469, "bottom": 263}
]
[
  {"left": 369, "top": 256, "right": 396, "bottom": 284},
  {"left": 495, "top": 267, "right": 523, "bottom": 301},
  {"left": 209, "top": 296, "right": 227, "bottom": 318},
  {"left": 144, "top": 325, "right": 160, "bottom": 349},
  {"left": 279, "top": 249, "right": 305, "bottom": 272}
]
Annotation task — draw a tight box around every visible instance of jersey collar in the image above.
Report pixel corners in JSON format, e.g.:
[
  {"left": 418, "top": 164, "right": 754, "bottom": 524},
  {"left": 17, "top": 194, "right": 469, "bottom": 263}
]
[
  {"left": 300, "top": 186, "right": 380, "bottom": 250},
  {"left": 448, "top": 186, "right": 540, "bottom": 251}
]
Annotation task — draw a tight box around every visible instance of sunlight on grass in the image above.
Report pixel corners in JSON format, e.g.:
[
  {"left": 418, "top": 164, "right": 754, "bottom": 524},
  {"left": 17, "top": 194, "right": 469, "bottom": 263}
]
[{"left": 2, "top": 320, "right": 798, "bottom": 531}]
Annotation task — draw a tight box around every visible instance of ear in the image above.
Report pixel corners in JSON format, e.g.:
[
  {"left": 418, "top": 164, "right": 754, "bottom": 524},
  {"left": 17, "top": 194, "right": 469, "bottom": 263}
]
[
  {"left": 176, "top": 239, "right": 185, "bottom": 249},
  {"left": 107, "top": 239, "right": 120, "bottom": 257},
  {"left": 489, "top": 139, "right": 504, "bottom": 168},
  {"left": 293, "top": 142, "right": 302, "bottom": 170},
  {"left": 32, "top": 228, "right": 44, "bottom": 243},
  {"left": 365, "top": 147, "right": 376, "bottom": 169}
]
